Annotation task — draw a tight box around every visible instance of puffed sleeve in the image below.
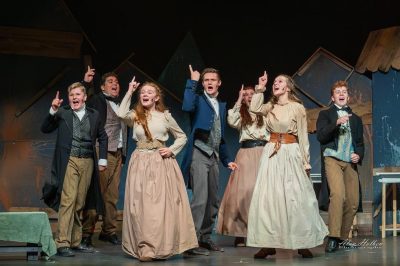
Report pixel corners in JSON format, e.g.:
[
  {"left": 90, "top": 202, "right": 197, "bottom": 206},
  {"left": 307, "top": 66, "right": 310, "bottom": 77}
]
[
  {"left": 227, "top": 103, "right": 242, "bottom": 129},
  {"left": 249, "top": 91, "right": 272, "bottom": 116},
  {"left": 165, "top": 111, "right": 187, "bottom": 156},
  {"left": 296, "top": 104, "right": 311, "bottom": 170},
  {"left": 116, "top": 90, "right": 136, "bottom": 127}
]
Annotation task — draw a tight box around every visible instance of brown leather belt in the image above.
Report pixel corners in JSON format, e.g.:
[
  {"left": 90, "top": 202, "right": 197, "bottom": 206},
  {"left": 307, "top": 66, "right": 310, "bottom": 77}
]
[{"left": 269, "top": 132, "right": 298, "bottom": 157}]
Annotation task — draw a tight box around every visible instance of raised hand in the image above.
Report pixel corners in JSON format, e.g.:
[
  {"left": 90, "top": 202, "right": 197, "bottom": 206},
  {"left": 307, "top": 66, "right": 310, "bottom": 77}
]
[
  {"left": 189, "top": 64, "right": 200, "bottom": 81},
  {"left": 51, "top": 91, "right": 63, "bottom": 112},
  {"left": 128, "top": 76, "right": 140, "bottom": 93},
  {"left": 84, "top": 65, "right": 95, "bottom": 83},
  {"left": 236, "top": 84, "right": 245, "bottom": 105},
  {"left": 258, "top": 71, "right": 268, "bottom": 88}
]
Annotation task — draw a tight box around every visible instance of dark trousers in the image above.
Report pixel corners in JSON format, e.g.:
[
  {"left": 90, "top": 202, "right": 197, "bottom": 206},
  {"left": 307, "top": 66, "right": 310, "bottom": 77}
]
[{"left": 189, "top": 147, "right": 220, "bottom": 242}]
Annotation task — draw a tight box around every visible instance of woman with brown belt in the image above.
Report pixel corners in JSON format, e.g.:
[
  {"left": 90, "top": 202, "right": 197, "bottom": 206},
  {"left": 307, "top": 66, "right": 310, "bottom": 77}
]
[
  {"left": 246, "top": 72, "right": 328, "bottom": 258},
  {"left": 216, "top": 85, "right": 268, "bottom": 247}
]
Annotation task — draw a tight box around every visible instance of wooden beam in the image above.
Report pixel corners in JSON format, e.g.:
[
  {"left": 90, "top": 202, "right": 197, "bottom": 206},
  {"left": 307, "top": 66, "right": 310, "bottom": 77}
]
[
  {"left": 59, "top": 0, "right": 97, "bottom": 53},
  {"left": 0, "top": 26, "right": 82, "bottom": 59}
]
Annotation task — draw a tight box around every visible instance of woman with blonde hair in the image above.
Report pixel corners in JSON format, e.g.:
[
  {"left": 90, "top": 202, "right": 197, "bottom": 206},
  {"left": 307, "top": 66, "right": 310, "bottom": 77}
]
[
  {"left": 117, "top": 78, "right": 198, "bottom": 261},
  {"left": 247, "top": 72, "right": 328, "bottom": 259}
]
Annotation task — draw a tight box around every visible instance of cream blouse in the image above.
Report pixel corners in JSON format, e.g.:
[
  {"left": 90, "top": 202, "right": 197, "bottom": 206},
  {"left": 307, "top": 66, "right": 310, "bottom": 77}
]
[
  {"left": 227, "top": 103, "right": 269, "bottom": 143},
  {"left": 116, "top": 91, "right": 187, "bottom": 156},
  {"left": 249, "top": 91, "right": 311, "bottom": 170}
]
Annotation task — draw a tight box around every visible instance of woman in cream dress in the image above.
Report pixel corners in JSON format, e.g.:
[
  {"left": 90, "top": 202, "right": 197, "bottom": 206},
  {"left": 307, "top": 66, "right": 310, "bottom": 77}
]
[
  {"left": 117, "top": 79, "right": 198, "bottom": 261},
  {"left": 217, "top": 85, "right": 268, "bottom": 247},
  {"left": 247, "top": 72, "right": 328, "bottom": 258}
]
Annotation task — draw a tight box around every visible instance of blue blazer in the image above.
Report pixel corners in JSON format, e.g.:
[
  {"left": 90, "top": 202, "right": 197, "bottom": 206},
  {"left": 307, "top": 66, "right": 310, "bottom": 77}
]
[{"left": 181, "top": 79, "right": 232, "bottom": 185}]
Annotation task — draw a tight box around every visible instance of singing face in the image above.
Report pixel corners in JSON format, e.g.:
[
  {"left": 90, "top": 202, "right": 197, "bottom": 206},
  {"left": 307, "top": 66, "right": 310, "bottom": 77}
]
[
  {"left": 331, "top": 86, "right": 349, "bottom": 107},
  {"left": 140, "top": 85, "right": 159, "bottom": 110},
  {"left": 101, "top": 76, "right": 120, "bottom": 98},
  {"left": 69, "top": 87, "right": 87, "bottom": 111},
  {"left": 202, "top": 73, "right": 221, "bottom": 97},
  {"left": 272, "top": 75, "right": 290, "bottom": 97},
  {"left": 243, "top": 88, "right": 255, "bottom": 105}
]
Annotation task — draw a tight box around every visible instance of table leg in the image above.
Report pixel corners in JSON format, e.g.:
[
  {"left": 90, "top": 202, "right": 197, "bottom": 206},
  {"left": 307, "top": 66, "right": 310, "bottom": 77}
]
[
  {"left": 394, "top": 184, "right": 397, "bottom": 236},
  {"left": 382, "top": 183, "right": 386, "bottom": 238}
]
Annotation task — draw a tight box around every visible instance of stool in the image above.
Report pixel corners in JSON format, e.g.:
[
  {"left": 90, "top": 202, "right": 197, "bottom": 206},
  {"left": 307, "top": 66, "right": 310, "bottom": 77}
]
[{"left": 376, "top": 172, "right": 400, "bottom": 238}]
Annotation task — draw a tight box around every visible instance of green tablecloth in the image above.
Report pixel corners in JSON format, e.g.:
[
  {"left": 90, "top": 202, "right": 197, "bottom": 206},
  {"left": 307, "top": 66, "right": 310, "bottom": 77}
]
[{"left": 0, "top": 211, "right": 57, "bottom": 257}]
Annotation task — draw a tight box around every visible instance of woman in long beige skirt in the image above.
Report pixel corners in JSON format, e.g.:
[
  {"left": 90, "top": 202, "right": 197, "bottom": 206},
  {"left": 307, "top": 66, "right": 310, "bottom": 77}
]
[
  {"left": 217, "top": 85, "right": 268, "bottom": 247},
  {"left": 247, "top": 72, "right": 328, "bottom": 259},
  {"left": 117, "top": 79, "right": 198, "bottom": 262}
]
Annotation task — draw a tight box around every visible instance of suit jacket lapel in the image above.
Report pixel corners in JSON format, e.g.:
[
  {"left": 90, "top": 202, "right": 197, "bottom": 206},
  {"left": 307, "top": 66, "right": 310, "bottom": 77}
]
[
  {"left": 87, "top": 109, "right": 96, "bottom": 137},
  {"left": 65, "top": 108, "right": 74, "bottom": 133}
]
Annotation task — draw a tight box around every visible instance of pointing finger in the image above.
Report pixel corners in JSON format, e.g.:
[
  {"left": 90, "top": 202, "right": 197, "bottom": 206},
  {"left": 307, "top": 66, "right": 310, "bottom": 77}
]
[{"left": 189, "top": 64, "right": 193, "bottom": 73}]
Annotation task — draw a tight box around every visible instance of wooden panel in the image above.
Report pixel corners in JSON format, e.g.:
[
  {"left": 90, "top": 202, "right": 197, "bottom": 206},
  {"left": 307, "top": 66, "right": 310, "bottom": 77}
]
[
  {"left": 0, "top": 26, "right": 82, "bottom": 58},
  {"left": 356, "top": 26, "right": 400, "bottom": 73}
]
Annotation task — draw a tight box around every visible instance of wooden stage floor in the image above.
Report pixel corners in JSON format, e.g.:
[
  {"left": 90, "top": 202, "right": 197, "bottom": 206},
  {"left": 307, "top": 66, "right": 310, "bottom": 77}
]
[{"left": 1, "top": 233, "right": 399, "bottom": 265}]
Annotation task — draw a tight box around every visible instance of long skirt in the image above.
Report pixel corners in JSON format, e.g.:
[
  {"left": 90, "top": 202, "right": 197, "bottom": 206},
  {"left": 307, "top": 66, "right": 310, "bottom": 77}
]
[
  {"left": 122, "top": 150, "right": 198, "bottom": 259},
  {"left": 247, "top": 143, "right": 329, "bottom": 249},
  {"left": 217, "top": 146, "right": 264, "bottom": 237}
]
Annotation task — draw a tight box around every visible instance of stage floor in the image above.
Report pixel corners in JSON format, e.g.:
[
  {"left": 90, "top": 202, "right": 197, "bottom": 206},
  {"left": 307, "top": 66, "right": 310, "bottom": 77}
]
[{"left": 1, "top": 233, "right": 399, "bottom": 265}]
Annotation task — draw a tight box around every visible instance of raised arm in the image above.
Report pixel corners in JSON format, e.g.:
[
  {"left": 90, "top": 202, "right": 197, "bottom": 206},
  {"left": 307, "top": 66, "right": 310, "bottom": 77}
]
[
  {"left": 182, "top": 65, "right": 200, "bottom": 112},
  {"left": 249, "top": 71, "right": 272, "bottom": 115},
  {"left": 227, "top": 85, "right": 245, "bottom": 129},
  {"left": 116, "top": 76, "right": 140, "bottom": 126}
]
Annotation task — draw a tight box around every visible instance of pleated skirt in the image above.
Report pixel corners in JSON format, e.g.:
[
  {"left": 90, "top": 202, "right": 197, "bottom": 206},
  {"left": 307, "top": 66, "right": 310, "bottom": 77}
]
[
  {"left": 122, "top": 150, "right": 198, "bottom": 259},
  {"left": 247, "top": 143, "right": 328, "bottom": 249},
  {"left": 217, "top": 146, "right": 264, "bottom": 237}
]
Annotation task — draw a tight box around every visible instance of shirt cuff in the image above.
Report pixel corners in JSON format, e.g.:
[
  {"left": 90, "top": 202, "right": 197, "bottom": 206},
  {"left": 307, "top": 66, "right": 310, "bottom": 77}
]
[
  {"left": 98, "top": 159, "right": 107, "bottom": 167},
  {"left": 49, "top": 107, "right": 57, "bottom": 115}
]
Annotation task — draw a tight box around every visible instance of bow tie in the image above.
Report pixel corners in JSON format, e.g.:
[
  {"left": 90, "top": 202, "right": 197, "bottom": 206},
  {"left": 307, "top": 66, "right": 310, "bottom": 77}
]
[
  {"left": 335, "top": 105, "right": 351, "bottom": 113},
  {"left": 104, "top": 95, "right": 120, "bottom": 104}
]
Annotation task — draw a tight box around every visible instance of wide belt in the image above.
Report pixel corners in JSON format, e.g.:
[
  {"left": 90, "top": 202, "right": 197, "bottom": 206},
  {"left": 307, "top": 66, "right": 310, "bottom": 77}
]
[
  {"left": 241, "top": 140, "right": 267, "bottom": 149},
  {"left": 136, "top": 139, "right": 165, "bottom": 150},
  {"left": 269, "top": 132, "right": 298, "bottom": 157}
]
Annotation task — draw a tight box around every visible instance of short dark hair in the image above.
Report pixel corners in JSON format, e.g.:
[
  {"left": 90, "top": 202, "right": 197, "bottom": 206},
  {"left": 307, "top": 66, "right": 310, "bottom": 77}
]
[{"left": 101, "top": 72, "right": 118, "bottom": 86}]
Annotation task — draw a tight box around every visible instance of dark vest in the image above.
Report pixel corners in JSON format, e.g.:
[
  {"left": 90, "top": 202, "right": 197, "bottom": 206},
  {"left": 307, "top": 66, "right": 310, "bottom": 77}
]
[{"left": 70, "top": 112, "right": 93, "bottom": 158}]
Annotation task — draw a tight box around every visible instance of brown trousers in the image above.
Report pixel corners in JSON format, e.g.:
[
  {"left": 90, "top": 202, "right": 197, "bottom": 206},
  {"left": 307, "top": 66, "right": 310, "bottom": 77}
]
[
  {"left": 56, "top": 156, "right": 93, "bottom": 248},
  {"left": 325, "top": 156, "right": 359, "bottom": 239},
  {"left": 82, "top": 149, "right": 122, "bottom": 237}
]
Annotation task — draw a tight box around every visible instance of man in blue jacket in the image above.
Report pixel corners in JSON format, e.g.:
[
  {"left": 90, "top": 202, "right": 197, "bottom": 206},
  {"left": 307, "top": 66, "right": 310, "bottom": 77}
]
[{"left": 182, "top": 65, "right": 237, "bottom": 256}]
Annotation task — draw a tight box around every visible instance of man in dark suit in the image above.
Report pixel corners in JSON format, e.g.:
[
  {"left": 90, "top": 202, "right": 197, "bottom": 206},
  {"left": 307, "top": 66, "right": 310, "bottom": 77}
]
[
  {"left": 80, "top": 67, "right": 127, "bottom": 247},
  {"left": 316, "top": 80, "right": 364, "bottom": 253},
  {"left": 41, "top": 82, "right": 108, "bottom": 257},
  {"left": 182, "top": 65, "right": 237, "bottom": 256}
]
